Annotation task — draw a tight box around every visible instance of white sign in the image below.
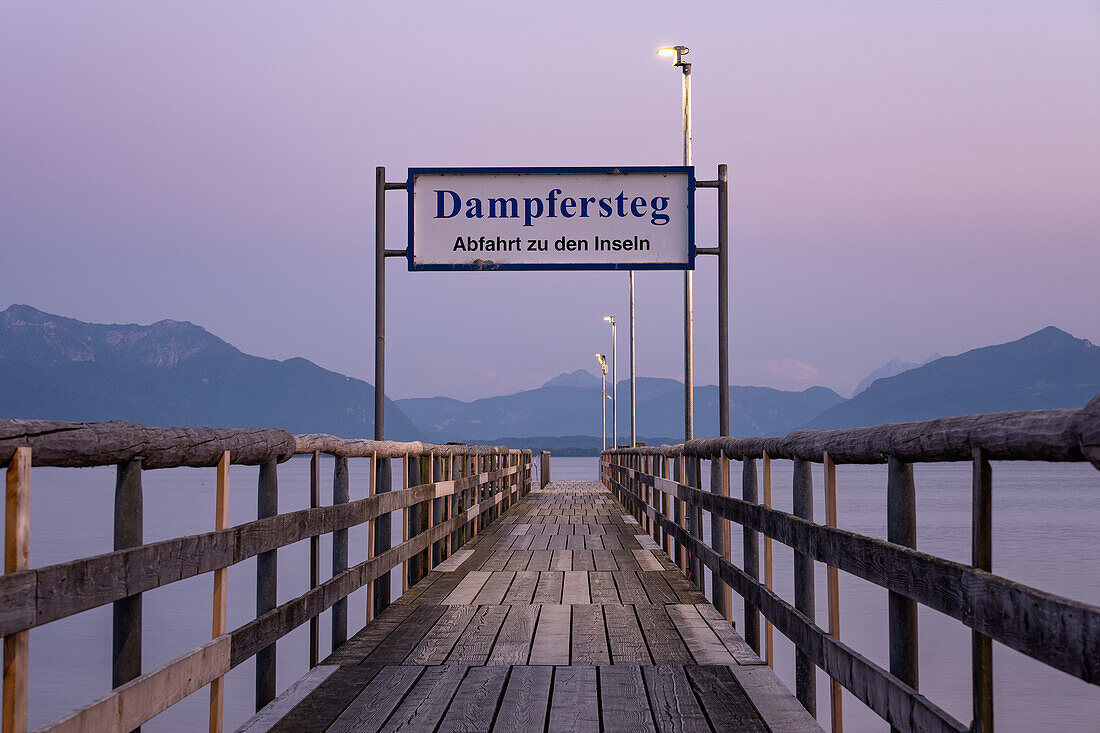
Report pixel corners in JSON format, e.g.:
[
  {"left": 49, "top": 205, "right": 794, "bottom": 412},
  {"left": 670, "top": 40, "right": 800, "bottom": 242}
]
[{"left": 408, "top": 167, "right": 695, "bottom": 271}]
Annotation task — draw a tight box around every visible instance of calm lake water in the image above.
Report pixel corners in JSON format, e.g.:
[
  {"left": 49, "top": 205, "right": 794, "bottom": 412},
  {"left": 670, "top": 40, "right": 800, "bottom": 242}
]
[{"left": 21, "top": 455, "right": 1100, "bottom": 731}]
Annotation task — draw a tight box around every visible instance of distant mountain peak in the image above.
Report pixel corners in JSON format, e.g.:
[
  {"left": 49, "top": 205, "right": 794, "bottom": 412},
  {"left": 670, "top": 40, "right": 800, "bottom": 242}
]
[
  {"left": 0, "top": 304, "right": 238, "bottom": 369},
  {"left": 541, "top": 369, "right": 601, "bottom": 389}
]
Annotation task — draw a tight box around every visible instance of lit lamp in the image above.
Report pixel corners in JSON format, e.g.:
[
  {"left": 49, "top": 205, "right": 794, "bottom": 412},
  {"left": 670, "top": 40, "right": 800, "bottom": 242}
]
[{"left": 596, "top": 354, "right": 608, "bottom": 450}]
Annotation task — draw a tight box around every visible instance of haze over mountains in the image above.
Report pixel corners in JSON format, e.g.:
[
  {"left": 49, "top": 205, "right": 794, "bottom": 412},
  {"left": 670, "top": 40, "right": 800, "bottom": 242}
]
[{"left": 2, "top": 305, "right": 1097, "bottom": 450}]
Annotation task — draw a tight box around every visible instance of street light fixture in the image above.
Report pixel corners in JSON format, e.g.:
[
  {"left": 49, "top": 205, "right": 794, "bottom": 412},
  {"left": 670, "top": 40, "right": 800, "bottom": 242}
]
[
  {"left": 595, "top": 354, "right": 608, "bottom": 450},
  {"left": 603, "top": 316, "right": 617, "bottom": 446},
  {"left": 657, "top": 43, "right": 694, "bottom": 441}
]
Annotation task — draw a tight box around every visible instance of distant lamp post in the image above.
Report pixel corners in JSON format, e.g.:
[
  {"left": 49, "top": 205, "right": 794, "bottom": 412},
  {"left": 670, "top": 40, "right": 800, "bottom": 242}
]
[
  {"left": 657, "top": 44, "right": 694, "bottom": 441},
  {"left": 604, "top": 315, "right": 617, "bottom": 445},
  {"left": 596, "top": 354, "right": 608, "bottom": 450}
]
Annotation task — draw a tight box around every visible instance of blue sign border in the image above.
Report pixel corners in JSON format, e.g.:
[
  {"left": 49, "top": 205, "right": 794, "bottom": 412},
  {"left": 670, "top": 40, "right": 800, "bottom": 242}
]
[{"left": 406, "top": 166, "right": 696, "bottom": 272}]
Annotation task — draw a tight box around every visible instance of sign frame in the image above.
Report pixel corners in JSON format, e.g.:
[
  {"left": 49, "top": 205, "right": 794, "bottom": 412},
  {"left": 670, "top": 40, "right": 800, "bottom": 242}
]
[{"left": 406, "top": 165, "right": 696, "bottom": 272}]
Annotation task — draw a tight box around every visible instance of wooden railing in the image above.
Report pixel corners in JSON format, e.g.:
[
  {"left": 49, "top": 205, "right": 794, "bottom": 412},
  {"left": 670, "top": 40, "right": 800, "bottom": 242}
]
[
  {"left": 0, "top": 419, "right": 531, "bottom": 733},
  {"left": 602, "top": 395, "right": 1100, "bottom": 733}
]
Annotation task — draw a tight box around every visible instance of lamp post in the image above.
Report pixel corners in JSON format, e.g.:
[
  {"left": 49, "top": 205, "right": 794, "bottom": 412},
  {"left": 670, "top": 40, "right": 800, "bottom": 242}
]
[
  {"left": 658, "top": 44, "right": 694, "bottom": 441},
  {"left": 604, "top": 315, "right": 617, "bottom": 445},
  {"left": 596, "top": 354, "right": 608, "bottom": 450}
]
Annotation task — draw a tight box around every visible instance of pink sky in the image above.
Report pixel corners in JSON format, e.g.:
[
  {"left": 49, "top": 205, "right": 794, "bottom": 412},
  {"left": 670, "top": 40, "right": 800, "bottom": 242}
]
[{"left": 2, "top": 2, "right": 1097, "bottom": 399}]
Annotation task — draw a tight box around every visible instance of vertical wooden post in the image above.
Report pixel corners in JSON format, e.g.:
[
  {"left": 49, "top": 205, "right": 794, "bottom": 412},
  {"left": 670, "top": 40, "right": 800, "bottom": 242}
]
[
  {"left": 674, "top": 455, "right": 685, "bottom": 572},
  {"left": 309, "top": 451, "right": 320, "bottom": 668},
  {"left": 692, "top": 458, "right": 704, "bottom": 589},
  {"left": 824, "top": 453, "right": 843, "bottom": 733},
  {"left": 972, "top": 447, "right": 993, "bottom": 733},
  {"left": 3, "top": 447, "right": 30, "bottom": 733},
  {"left": 366, "top": 453, "right": 376, "bottom": 624},
  {"left": 540, "top": 451, "right": 550, "bottom": 489},
  {"left": 113, "top": 457, "right": 143, "bottom": 730},
  {"left": 887, "top": 455, "right": 918, "bottom": 733},
  {"left": 763, "top": 452, "right": 774, "bottom": 669},
  {"left": 662, "top": 456, "right": 671, "bottom": 556},
  {"left": 255, "top": 460, "right": 278, "bottom": 711},
  {"left": 402, "top": 454, "right": 410, "bottom": 593},
  {"left": 792, "top": 457, "right": 816, "bottom": 716},
  {"left": 709, "top": 457, "right": 729, "bottom": 617},
  {"left": 428, "top": 453, "right": 440, "bottom": 570},
  {"left": 373, "top": 455, "right": 392, "bottom": 618},
  {"left": 742, "top": 457, "right": 760, "bottom": 654},
  {"left": 209, "top": 451, "right": 230, "bottom": 733},
  {"left": 332, "top": 455, "right": 349, "bottom": 650}
]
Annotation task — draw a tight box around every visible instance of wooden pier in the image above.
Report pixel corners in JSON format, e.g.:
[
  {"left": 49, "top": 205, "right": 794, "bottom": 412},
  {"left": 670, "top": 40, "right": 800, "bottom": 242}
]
[{"left": 239, "top": 480, "right": 818, "bottom": 732}]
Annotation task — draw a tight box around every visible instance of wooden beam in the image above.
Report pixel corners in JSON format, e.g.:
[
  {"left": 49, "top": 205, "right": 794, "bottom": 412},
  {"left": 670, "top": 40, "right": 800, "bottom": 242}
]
[
  {"left": 971, "top": 447, "right": 993, "bottom": 733},
  {"left": 308, "top": 451, "right": 320, "bottom": 668},
  {"left": 41, "top": 636, "right": 231, "bottom": 733},
  {"left": 209, "top": 451, "right": 229, "bottom": 733},
  {"left": 763, "top": 452, "right": 774, "bottom": 669},
  {"left": 4, "top": 447, "right": 30, "bottom": 733},
  {"left": 824, "top": 452, "right": 843, "bottom": 733}
]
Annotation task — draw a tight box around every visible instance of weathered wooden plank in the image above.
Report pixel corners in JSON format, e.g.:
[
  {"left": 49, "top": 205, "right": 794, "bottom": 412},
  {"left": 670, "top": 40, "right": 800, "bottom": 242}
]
[
  {"left": 598, "top": 665, "right": 656, "bottom": 732},
  {"left": 603, "top": 604, "right": 652, "bottom": 663},
  {"left": 327, "top": 665, "right": 423, "bottom": 733},
  {"left": 696, "top": 603, "right": 765, "bottom": 665},
  {"left": 724, "top": 664, "right": 825, "bottom": 733},
  {"left": 632, "top": 549, "right": 664, "bottom": 572},
  {"left": 406, "top": 606, "right": 478, "bottom": 664},
  {"left": 502, "top": 570, "right": 539, "bottom": 605},
  {"left": 449, "top": 606, "right": 509, "bottom": 664},
  {"left": 570, "top": 605, "right": 610, "bottom": 664},
  {"left": 473, "top": 572, "right": 516, "bottom": 605},
  {"left": 588, "top": 571, "right": 619, "bottom": 604},
  {"left": 529, "top": 604, "right": 571, "bottom": 665},
  {"left": 643, "top": 664, "right": 711, "bottom": 733},
  {"left": 266, "top": 664, "right": 384, "bottom": 733},
  {"left": 548, "top": 665, "right": 599, "bottom": 733},
  {"left": 434, "top": 549, "right": 475, "bottom": 572},
  {"left": 494, "top": 665, "right": 552, "bottom": 733},
  {"left": 361, "top": 605, "right": 448, "bottom": 665},
  {"left": 380, "top": 663, "right": 468, "bottom": 732},
  {"left": 613, "top": 570, "right": 650, "bottom": 605},
  {"left": 437, "top": 665, "right": 509, "bottom": 732},
  {"left": 237, "top": 664, "right": 339, "bottom": 733},
  {"left": 442, "top": 571, "right": 492, "bottom": 605},
  {"left": 488, "top": 605, "right": 541, "bottom": 664},
  {"left": 561, "top": 571, "right": 591, "bottom": 605},
  {"left": 532, "top": 572, "right": 564, "bottom": 604},
  {"left": 667, "top": 604, "right": 738, "bottom": 665},
  {"left": 635, "top": 605, "right": 693, "bottom": 664},
  {"left": 684, "top": 665, "right": 769, "bottom": 732}
]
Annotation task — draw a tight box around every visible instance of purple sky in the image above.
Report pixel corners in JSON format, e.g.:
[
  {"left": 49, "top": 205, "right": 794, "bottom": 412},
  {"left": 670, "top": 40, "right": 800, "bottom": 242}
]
[{"left": 2, "top": 2, "right": 1098, "bottom": 400}]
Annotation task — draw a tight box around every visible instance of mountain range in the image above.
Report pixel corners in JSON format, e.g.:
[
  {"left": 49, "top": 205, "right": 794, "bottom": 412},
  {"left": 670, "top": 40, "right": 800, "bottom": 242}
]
[{"left": 2, "top": 305, "right": 1097, "bottom": 451}]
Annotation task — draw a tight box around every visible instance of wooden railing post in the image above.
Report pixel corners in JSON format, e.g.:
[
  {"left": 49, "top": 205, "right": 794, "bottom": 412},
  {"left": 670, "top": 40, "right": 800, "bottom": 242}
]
[
  {"left": 3, "top": 447, "right": 30, "bottom": 733},
  {"left": 662, "top": 455, "right": 671, "bottom": 557},
  {"left": 308, "top": 451, "right": 320, "bottom": 668},
  {"left": 332, "top": 455, "right": 349, "bottom": 649},
  {"left": 763, "top": 451, "right": 774, "bottom": 668},
  {"left": 710, "top": 456, "right": 731, "bottom": 617},
  {"left": 373, "top": 456, "right": 392, "bottom": 618},
  {"left": 972, "top": 447, "right": 993, "bottom": 733},
  {"left": 401, "top": 454, "right": 410, "bottom": 593},
  {"left": 366, "top": 452, "right": 376, "bottom": 624},
  {"left": 887, "top": 455, "right": 918, "bottom": 733},
  {"left": 255, "top": 459, "right": 278, "bottom": 711},
  {"left": 673, "top": 455, "right": 685, "bottom": 572},
  {"left": 209, "top": 451, "right": 230, "bottom": 733},
  {"left": 824, "top": 452, "right": 843, "bottom": 733},
  {"left": 792, "top": 456, "right": 816, "bottom": 716},
  {"left": 540, "top": 451, "right": 550, "bottom": 489},
  {"left": 742, "top": 457, "right": 761, "bottom": 654},
  {"left": 113, "top": 457, "right": 143, "bottom": 733}
]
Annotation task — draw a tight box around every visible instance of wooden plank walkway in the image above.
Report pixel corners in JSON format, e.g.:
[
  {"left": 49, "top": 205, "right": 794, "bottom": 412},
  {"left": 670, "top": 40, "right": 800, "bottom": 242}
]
[{"left": 240, "top": 481, "right": 821, "bottom": 732}]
